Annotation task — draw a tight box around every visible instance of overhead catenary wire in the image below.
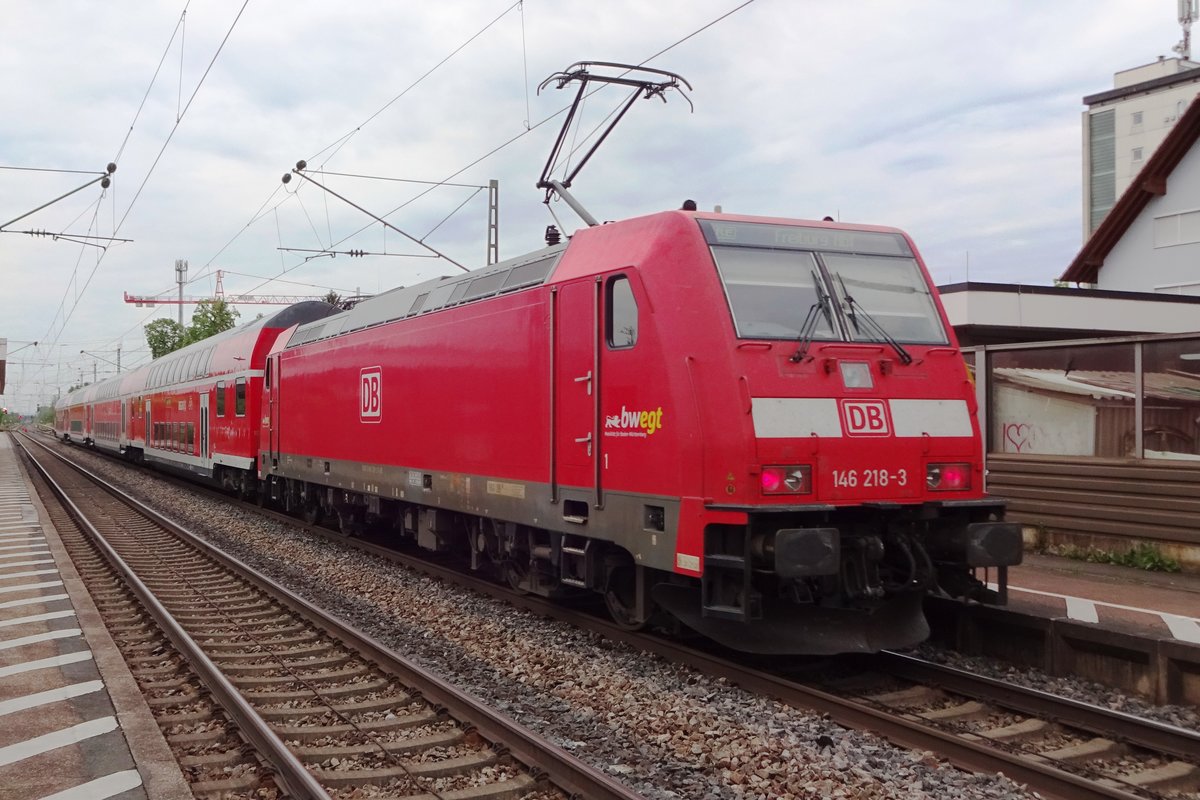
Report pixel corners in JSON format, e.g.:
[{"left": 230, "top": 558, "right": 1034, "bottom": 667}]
[
  {"left": 305, "top": 0, "right": 524, "bottom": 168},
  {"left": 179, "top": 5, "right": 524, "bottom": 303},
  {"left": 23, "top": 0, "right": 245, "bottom": 399},
  {"left": 0, "top": 165, "right": 110, "bottom": 176},
  {"left": 113, "top": 2, "right": 191, "bottom": 164},
  {"left": 37, "top": 0, "right": 245, "bottom": 327},
  {"left": 114, "top": 0, "right": 250, "bottom": 233},
  {"left": 520, "top": 0, "right": 531, "bottom": 129},
  {"left": 86, "top": 1, "right": 758, "bottom": 384},
  {"left": 421, "top": 187, "right": 485, "bottom": 242}
]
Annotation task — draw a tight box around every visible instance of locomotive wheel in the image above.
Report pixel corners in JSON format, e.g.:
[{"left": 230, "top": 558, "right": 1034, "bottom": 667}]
[
  {"left": 604, "top": 564, "right": 646, "bottom": 631},
  {"left": 338, "top": 511, "right": 362, "bottom": 538},
  {"left": 504, "top": 560, "right": 529, "bottom": 595}
]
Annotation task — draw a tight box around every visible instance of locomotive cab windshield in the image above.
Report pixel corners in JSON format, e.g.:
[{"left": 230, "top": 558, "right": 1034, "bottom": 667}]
[{"left": 701, "top": 219, "right": 948, "bottom": 349}]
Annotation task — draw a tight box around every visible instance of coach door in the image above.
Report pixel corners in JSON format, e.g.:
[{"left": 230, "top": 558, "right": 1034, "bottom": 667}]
[
  {"left": 553, "top": 279, "right": 602, "bottom": 512},
  {"left": 267, "top": 354, "right": 280, "bottom": 467},
  {"left": 199, "top": 393, "right": 211, "bottom": 469},
  {"left": 144, "top": 401, "right": 152, "bottom": 449}
]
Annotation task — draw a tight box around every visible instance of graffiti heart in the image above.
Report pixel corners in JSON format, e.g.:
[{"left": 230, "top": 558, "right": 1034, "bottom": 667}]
[{"left": 1003, "top": 422, "right": 1031, "bottom": 452}]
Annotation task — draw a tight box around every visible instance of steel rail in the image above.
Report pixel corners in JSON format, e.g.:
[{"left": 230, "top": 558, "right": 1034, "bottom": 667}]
[
  {"left": 227, "top": 498, "right": 1159, "bottom": 800},
  {"left": 876, "top": 650, "right": 1200, "bottom": 762},
  {"left": 18, "top": 433, "right": 645, "bottom": 800},
  {"left": 33, "top": 431, "right": 1170, "bottom": 800},
  {"left": 15, "top": 436, "right": 332, "bottom": 800},
  {"left": 207, "top": 491, "right": 1155, "bottom": 800}
]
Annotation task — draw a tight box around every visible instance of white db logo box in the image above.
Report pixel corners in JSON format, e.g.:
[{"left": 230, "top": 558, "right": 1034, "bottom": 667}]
[
  {"left": 360, "top": 367, "right": 382, "bottom": 423},
  {"left": 840, "top": 399, "right": 889, "bottom": 436}
]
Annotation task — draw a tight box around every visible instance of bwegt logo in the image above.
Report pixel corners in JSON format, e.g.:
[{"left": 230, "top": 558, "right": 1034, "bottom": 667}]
[
  {"left": 839, "top": 399, "right": 889, "bottom": 436},
  {"left": 604, "top": 405, "right": 664, "bottom": 437},
  {"left": 360, "top": 368, "right": 382, "bottom": 423}
]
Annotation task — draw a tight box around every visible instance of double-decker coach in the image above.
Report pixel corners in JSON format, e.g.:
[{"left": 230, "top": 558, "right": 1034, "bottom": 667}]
[{"left": 57, "top": 303, "right": 337, "bottom": 496}]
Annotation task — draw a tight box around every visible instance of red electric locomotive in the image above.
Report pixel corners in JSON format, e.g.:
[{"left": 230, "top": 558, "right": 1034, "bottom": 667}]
[
  {"left": 55, "top": 62, "right": 1021, "bottom": 654},
  {"left": 258, "top": 209, "right": 1021, "bottom": 654}
]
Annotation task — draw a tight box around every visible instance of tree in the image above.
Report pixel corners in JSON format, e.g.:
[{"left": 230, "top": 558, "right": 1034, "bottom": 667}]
[
  {"left": 145, "top": 318, "right": 188, "bottom": 359},
  {"left": 188, "top": 299, "right": 240, "bottom": 342},
  {"left": 322, "top": 290, "right": 343, "bottom": 308},
  {"left": 143, "top": 299, "right": 240, "bottom": 359}
]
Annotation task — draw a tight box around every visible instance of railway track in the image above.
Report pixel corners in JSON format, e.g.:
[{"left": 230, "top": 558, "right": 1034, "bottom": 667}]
[
  {"left": 828, "top": 652, "right": 1200, "bottom": 798},
  {"left": 15, "top": 433, "right": 642, "bottom": 800},
  {"left": 30, "top": 432, "right": 1200, "bottom": 800}
]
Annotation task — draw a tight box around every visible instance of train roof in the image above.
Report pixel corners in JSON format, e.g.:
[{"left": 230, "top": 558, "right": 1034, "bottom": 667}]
[
  {"left": 286, "top": 244, "right": 566, "bottom": 348},
  {"left": 59, "top": 302, "right": 337, "bottom": 407},
  {"left": 142, "top": 301, "right": 337, "bottom": 390}
]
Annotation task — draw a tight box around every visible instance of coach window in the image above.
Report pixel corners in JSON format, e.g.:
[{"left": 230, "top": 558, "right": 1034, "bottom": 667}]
[
  {"left": 606, "top": 275, "right": 638, "bottom": 348},
  {"left": 216, "top": 381, "right": 226, "bottom": 416},
  {"left": 235, "top": 378, "right": 246, "bottom": 417}
]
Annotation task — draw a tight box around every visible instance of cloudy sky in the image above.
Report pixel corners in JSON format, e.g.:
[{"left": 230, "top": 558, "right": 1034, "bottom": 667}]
[{"left": 0, "top": 0, "right": 1187, "bottom": 411}]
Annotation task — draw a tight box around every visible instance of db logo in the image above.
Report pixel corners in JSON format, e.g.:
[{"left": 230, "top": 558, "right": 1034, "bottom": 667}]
[
  {"left": 360, "top": 368, "right": 382, "bottom": 423},
  {"left": 839, "top": 399, "right": 889, "bottom": 436}
]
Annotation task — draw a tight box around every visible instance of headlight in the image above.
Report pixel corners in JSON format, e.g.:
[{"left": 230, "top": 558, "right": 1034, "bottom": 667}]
[
  {"left": 926, "top": 462, "right": 971, "bottom": 491},
  {"left": 761, "top": 465, "right": 812, "bottom": 495}
]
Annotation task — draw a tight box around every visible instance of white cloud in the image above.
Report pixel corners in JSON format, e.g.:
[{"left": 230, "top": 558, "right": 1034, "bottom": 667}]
[{"left": 0, "top": 0, "right": 1189, "bottom": 409}]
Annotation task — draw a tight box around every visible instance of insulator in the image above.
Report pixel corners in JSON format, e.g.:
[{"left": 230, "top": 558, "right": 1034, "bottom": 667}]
[{"left": 545, "top": 225, "right": 561, "bottom": 246}]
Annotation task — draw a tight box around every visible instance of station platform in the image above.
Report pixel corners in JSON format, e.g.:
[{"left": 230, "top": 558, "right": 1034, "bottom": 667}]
[
  {"left": 1001, "top": 553, "right": 1200, "bottom": 645},
  {"left": 0, "top": 435, "right": 189, "bottom": 800}
]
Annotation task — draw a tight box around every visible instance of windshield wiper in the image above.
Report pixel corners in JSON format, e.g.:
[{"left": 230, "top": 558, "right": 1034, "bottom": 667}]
[
  {"left": 835, "top": 273, "right": 913, "bottom": 365},
  {"left": 789, "top": 271, "right": 835, "bottom": 363}
]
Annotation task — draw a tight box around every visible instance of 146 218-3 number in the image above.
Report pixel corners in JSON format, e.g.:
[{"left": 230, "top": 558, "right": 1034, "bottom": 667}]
[{"left": 831, "top": 468, "right": 907, "bottom": 488}]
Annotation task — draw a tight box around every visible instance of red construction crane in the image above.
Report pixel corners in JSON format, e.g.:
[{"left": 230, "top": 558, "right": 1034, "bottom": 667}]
[{"left": 124, "top": 270, "right": 330, "bottom": 307}]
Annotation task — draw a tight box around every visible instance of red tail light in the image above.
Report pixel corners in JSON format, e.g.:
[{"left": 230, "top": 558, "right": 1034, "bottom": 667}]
[
  {"left": 927, "top": 462, "right": 971, "bottom": 491},
  {"left": 761, "top": 465, "right": 812, "bottom": 495}
]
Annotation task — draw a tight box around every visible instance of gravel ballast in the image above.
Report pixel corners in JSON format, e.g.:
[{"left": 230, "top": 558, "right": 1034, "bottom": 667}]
[{"left": 59, "top": 444, "right": 1196, "bottom": 799}]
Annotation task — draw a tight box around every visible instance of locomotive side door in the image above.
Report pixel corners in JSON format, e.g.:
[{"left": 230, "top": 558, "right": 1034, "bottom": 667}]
[{"left": 553, "top": 279, "right": 601, "bottom": 510}]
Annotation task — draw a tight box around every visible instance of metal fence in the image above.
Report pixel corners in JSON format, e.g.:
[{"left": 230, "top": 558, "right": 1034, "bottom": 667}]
[{"left": 969, "top": 333, "right": 1200, "bottom": 567}]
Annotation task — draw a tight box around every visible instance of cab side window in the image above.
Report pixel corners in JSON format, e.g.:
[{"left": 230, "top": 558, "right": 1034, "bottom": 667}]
[{"left": 606, "top": 275, "right": 638, "bottom": 349}]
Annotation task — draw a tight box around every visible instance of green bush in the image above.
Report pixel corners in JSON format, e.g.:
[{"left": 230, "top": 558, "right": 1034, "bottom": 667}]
[{"left": 1055, "top": 542, "right": 1180, "bottom": 573}]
